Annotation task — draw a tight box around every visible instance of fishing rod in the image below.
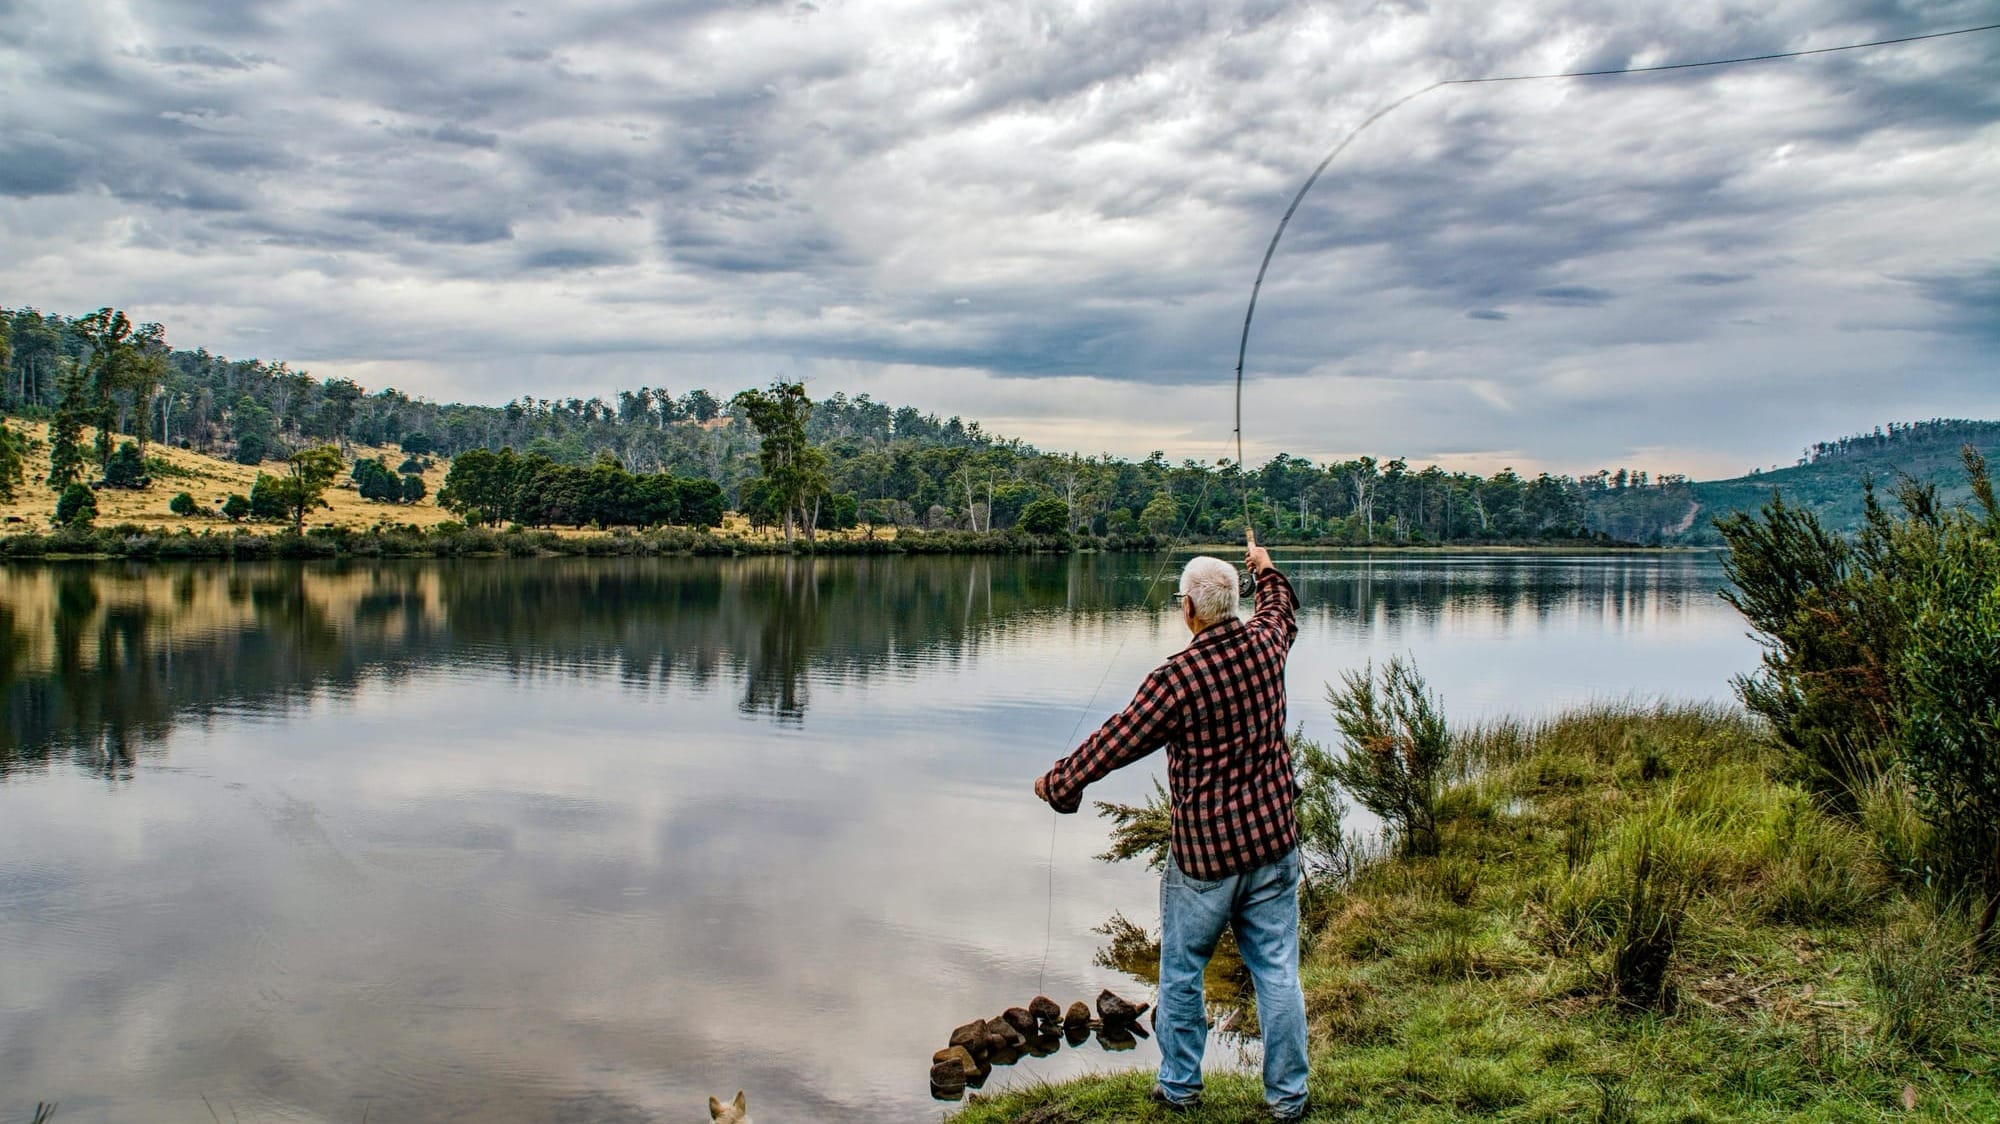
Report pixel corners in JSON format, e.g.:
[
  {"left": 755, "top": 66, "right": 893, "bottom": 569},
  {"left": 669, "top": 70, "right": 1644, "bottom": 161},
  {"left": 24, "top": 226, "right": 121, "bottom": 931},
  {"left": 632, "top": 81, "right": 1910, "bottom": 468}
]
[
  {"left": 1034, "top": 14, "right": 1999, "bottom": 1003},
  {"left": 1229, "top": 21, "right": 2000, "bottom": 534}
]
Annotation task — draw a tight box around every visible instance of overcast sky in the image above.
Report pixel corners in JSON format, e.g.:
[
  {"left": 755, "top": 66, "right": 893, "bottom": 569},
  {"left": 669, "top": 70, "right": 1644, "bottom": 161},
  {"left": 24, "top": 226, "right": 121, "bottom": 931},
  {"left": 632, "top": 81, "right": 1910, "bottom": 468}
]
[{"left": 1, "top": 0, "right": 1994, "bottom": 478}]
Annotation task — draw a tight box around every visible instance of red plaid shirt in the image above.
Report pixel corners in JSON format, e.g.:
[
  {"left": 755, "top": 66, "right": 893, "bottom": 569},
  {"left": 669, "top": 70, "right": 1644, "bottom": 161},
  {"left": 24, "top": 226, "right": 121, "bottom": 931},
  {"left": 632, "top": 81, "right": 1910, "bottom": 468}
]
[{"left": 1039, "top": 566, "right": 1300, "bottom": 880}]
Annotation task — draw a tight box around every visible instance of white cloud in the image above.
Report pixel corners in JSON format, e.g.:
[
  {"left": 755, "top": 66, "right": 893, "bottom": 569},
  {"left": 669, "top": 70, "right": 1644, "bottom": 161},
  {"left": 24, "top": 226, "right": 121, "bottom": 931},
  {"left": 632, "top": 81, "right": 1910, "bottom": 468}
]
[{"left": 0, "top": 0, "right": 1995, "bottom": 475}]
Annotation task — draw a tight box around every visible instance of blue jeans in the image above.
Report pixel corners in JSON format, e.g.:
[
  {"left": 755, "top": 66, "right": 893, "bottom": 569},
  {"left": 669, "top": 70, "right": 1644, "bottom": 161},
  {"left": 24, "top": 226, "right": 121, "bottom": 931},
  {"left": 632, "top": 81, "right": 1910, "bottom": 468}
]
[{"left": 1156, "top": 847, "right": 1309, "bottom": 1114}]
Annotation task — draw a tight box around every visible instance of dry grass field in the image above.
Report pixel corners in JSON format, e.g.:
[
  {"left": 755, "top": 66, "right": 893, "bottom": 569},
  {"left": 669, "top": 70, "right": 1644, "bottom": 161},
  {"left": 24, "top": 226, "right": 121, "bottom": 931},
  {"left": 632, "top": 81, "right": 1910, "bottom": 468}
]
[
  {"left": 1, "top": 419, "right": 458, "bottom": 533},
  {"left": 0, "top": 419, "right": 906, "bottom": 543}
]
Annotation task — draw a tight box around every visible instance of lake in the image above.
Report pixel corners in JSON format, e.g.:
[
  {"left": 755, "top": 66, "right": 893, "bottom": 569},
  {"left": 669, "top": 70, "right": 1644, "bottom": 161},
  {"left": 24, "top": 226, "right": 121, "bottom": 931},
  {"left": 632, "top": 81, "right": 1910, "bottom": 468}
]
[{"left": 0, "top": 552, "right": 1756, "bottom": 1122}]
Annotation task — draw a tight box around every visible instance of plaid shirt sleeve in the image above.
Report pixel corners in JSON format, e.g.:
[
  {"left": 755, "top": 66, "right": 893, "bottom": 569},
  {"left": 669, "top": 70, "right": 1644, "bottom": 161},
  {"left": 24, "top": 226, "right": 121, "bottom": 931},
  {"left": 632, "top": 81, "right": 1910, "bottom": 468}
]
[
  {"left": 1249, "top": 566, "right": 1298, "bottom": 649},
  {"left": 1038, "top": 665, "right": 1181, "bottom": 814}
]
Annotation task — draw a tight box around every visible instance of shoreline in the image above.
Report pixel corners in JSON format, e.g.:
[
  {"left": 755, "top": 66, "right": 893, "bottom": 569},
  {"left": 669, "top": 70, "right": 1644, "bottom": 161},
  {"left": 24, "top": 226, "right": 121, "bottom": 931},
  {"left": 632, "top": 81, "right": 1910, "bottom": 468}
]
[{"left": 0, "top": 524, "right": 1692, "bottom": 563}]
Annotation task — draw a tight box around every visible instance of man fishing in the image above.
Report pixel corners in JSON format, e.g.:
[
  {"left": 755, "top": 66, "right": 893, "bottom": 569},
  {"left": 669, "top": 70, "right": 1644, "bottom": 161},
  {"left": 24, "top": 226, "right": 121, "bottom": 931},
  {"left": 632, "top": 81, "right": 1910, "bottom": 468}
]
[{"left": 1034, "top": 533, "right": 1308, "bottom": 1121}]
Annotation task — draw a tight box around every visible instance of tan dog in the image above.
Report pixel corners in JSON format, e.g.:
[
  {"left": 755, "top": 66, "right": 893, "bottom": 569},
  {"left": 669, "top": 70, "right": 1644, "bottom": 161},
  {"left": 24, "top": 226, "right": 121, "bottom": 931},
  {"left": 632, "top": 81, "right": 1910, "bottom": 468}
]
[{"left": 708, "top": 1091, "right": 751, "bottom": 1123}]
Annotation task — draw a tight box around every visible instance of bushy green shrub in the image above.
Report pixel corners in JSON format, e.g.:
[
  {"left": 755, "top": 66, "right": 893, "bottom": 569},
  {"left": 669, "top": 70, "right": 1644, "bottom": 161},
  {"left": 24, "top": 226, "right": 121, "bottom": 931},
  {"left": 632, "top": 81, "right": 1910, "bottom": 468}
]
[
  {"left": 53, "top": 482, "right": 96, "bottom": 527},
  {"left": 169, "top": 491, "right": 197, "bottom": 516},
  {"left": 1720, "top": 447, "right": 2000, "bottom": 939},
  {"left": 1019, "top": 496, "right": 1069, "bottom": 536},
  {"left": 1326, "top": 657, "right": 1452, "bottom": 857},
  {"left": 103, "top": 440, "right": 149, "bottom": 488}
]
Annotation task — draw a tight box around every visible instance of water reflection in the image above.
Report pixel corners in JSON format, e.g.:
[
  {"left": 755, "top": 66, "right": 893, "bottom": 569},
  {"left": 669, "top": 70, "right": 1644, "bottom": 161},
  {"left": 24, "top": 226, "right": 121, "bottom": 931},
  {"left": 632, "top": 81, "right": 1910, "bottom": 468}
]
[
  {"left": 0, "top": 553, "right": 1749, "bottom": 1122},
  {"left": 2, "top": 553, "right": 1729, "bottom": 772}
]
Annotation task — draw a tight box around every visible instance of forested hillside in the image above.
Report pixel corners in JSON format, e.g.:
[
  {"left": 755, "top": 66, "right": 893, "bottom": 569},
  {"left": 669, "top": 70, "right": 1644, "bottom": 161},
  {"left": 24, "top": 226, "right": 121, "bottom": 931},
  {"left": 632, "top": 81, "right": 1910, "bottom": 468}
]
[
  {"left": 1675, "top": 420, "right": 2000, "bottom": 543},
  {"left": 1, "top": 305, "right": 1985, "bottom": 546}
]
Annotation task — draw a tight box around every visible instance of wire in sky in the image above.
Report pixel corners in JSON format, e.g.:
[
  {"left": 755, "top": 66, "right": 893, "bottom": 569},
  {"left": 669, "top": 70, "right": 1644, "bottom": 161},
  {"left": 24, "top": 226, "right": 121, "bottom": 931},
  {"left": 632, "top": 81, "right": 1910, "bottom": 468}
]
[{"left": 1229, "top": 20, "right": 2000, "bottom": 489}]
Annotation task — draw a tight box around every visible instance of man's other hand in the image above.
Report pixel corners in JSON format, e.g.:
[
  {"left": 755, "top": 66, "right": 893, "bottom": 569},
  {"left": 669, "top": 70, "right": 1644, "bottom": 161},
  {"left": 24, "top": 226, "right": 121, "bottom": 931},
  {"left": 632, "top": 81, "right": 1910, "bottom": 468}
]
[
  {"left": 1034, "top": 775, "right": 1049, "bottom": 803},
  {"left": 1245, "top": 541, "right": 1273, "bottom": 574}
]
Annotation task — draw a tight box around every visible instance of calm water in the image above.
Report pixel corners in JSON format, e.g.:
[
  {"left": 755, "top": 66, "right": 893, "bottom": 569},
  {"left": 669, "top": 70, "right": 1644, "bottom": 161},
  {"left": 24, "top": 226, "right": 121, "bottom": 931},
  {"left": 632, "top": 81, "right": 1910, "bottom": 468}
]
[{"left": 0, "top": 553, "right": 1755, "bottom": 1122}]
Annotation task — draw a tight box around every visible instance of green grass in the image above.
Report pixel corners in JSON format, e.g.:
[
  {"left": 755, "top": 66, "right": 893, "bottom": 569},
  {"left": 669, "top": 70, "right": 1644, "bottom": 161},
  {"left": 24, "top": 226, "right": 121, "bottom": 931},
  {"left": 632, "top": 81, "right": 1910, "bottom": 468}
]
[{"left": 951, "top": 705, "right": 2000, "bottom": 1122}]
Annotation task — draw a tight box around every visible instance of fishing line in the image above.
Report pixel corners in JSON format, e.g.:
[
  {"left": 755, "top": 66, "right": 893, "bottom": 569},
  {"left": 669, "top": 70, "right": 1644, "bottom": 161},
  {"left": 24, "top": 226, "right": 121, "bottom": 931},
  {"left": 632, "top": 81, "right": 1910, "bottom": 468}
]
[{"left": 1230, "top": 20, "right": 2000, "bottom": 508}]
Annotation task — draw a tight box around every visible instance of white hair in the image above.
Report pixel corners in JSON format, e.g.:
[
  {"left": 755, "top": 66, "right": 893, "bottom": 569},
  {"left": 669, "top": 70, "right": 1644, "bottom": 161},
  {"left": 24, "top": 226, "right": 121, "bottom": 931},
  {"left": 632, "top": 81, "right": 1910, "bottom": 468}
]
[{"left": 1178, "top": 555, "right": 1240, "bottom": 627}]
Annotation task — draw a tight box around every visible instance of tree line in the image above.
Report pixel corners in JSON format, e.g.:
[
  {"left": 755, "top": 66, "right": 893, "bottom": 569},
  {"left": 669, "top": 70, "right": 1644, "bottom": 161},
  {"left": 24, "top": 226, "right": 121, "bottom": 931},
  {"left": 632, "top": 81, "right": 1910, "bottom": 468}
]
[
  {"left": 437, "top": 448, "right": 726, "bottom": 531},
  {"left": 5, "top": 305, "right": 1721, "bottom": 545}
]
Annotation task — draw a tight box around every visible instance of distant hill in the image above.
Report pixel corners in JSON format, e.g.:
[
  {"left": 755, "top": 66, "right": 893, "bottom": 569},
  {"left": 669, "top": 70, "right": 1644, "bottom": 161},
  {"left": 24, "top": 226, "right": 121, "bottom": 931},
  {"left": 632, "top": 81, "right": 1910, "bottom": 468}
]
[{"left": 1674, "top": 420, "right": 2000, "bottom": 544}]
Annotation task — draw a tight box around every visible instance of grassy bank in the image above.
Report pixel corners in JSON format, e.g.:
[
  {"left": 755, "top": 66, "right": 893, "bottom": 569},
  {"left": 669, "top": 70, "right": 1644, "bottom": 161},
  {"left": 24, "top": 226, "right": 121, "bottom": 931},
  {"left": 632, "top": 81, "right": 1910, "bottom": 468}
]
[{"left": 953, "top": 705, "right": 1999, "bottom": 1122}]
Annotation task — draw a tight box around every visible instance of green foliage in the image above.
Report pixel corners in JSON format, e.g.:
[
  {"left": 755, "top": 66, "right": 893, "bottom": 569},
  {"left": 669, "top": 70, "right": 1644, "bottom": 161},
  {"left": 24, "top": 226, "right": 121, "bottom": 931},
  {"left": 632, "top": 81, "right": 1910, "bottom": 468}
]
[
  {"left": 400, "top": 473, "right": 426, "bottom": 504},
  {"left": 221, "top": 493, "right": 250, "bottom": 522},
  {"left": 46, "top": 363, "right": 88, "bottom": 488},
  {"left": 53, "top": 482, "right": 96, "bottom": 527},
  {"left": 1893, "top": 458, "right": 2000, "bottom": 909},
  {"left": 1326, "top": 657, "right": 1452, "bottom": 857},
  {"left": 277, "top": 445, "right": 344, "bottom": 531},
  {"left": 0, "top": 418, "right": 25, "bottom": 501},
  {"left": 1293, "top": 732, "right": 1356, "bottom": 896},
  {"left": 102, "top": 441, "right": 148, "bottom": 488},
  {"left": 440, "top": 445, "right": 717, "bottom": 530},
  {"left": 1721, "top": 448, "right": 2000, "bottom": 936},
  {"left": 1093, "top": 778, "right": 1172, "bottom": 871},
  {"left": 247, "top": 474, "right": 289, "bottom": 521},
  {"left": 231, "top": 393, "right": 276, "bottom": 463},
  {"left": 733, "top": 380, "right": 830, "bottom": 542},
  {"left": 1018, "top": 495, "right": 1068, "bottom": 536},
  {"left": 168, "top": 491, "right": 197, "bottom": 516},
  {"left": 1718, "top": 492, "right": 1896, "bottom": 804},
  {"left": 353, "top": 456, "right": 404, "bottom": 502}
]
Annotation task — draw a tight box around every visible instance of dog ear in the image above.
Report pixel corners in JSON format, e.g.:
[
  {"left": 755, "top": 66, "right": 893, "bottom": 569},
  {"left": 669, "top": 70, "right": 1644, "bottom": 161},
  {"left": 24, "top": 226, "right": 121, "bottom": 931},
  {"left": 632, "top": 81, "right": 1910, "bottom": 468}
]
[
  {"left": 732, "top": 1091, "right": 746, "bottom": 1111},
  {"left": 709, "top": 1095, "right": 724, "bottom": 1119}
]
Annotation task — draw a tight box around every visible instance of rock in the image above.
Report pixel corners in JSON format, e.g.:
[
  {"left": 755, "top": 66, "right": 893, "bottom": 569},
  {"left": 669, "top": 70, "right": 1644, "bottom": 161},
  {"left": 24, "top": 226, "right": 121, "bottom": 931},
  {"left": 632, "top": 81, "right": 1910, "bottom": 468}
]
[
  {"left": 1000, "top": 1006, "right": 1038, "bottom": 1038},
  {"left": 985, "top": 1017, "right": 1026, "bottom": 1050},
  {"left": 1029, "top": 995, "right": 1062, "bottom": 1030},
  {"left": 949, "top": 1020, "right": 990, "bottom": 1059},
  {"left": 932, "top": 1046, "right": 978, "bottom": 1077},
  {"left": 1097, "top": 989, "right": 1150, "bottom": 1025},
  {"left": 1063, "top": 1000, "right": 1092, "bottom": 1032},
  {"left": 929, "top": 1059, "right": 967, "bottom": 1093},
  {"left": 1064, "top": 1022, "right": 1090, "bottom": 1047}
]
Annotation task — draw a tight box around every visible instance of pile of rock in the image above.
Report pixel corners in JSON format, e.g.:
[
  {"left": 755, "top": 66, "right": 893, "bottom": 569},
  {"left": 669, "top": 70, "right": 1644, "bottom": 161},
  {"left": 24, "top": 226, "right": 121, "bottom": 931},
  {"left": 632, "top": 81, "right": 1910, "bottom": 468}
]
[{"left": 929, "top": 990, "right": 1152, "bottom": 1099}]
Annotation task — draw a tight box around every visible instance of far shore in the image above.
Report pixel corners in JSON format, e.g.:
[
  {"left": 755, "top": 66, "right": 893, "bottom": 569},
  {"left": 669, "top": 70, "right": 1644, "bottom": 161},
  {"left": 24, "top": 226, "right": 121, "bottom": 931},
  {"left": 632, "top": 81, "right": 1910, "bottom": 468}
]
[{"left": 0, "top": 523, "right": 1701, "bottom": 564}]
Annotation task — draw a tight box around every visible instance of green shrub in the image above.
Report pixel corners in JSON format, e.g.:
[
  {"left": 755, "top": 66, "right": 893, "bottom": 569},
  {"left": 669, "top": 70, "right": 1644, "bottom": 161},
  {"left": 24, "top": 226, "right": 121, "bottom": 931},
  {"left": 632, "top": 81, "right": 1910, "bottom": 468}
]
[
  {"left": 1720, "top": 448, "right": 2000, "bottom": 940},
  {"left": 1018, "top": 496, "right": 1069, "bottom": 536},
  {"left": 1892, "top": 479, "right": 2000, "bottom": 923},
  {"left": 221, "top": 493, "right": 250, "bottom": 522},
  {"left": 103, "top": 440, "right": 149, "bottom": 488},
  {"left": 169, "top": 491, "right": 198, "bottom": 516},
  {"left": 53, "top": 482, "right": 96, "bottom": 527},
  {"left": 1326, "top": 657, "right": 1452, "bottom": 857}
]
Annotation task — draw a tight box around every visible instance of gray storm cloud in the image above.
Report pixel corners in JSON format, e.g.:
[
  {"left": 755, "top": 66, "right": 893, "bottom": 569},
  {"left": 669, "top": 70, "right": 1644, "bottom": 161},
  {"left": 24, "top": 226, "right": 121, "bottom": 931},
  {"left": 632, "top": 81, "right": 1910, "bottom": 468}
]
[{"left": 0, "top": 0, "right": 1994, "bottom": 476}]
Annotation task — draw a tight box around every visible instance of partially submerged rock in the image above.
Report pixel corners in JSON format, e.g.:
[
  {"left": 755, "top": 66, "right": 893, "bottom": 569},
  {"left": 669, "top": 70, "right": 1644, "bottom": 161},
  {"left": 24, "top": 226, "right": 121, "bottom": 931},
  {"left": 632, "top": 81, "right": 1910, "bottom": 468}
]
[
  {"left": 1063, "top": 1000, "right": 1091, "bottom": 1032},
  {"left": 1029, "top": 995, "right": 1062, "bottom": 1030},
  {"left": 931, "top": 1045, "right": 978, "bottom": 1077},
  {"left": 1097, "top": 989, "right": 1150, "bottom": 1025},
  {"left": 929, "top": 1058, "right": 967, "bottom": 1094},
  {"left": 985, "top": 1016, "right": 1026, "bottom": 1051},
  {"left": 1000, "top": 1006, "right": 1038, "bottom": 1038},
  {"left": 948, "top": 1020, "right": 990, "bottom": 1058}
]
